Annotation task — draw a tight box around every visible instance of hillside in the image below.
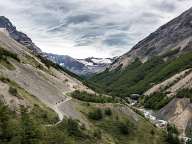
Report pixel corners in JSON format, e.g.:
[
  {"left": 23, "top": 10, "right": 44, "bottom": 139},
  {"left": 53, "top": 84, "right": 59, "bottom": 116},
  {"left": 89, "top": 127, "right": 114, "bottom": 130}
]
[
  {"left": 90, "top": 7, "right": 192, "bottom": 138},
  {"left": 0, "top": 17, "right": 169, "bottom": 144},
  {"left": 110, "top": 7, "right": 192, "bottom": 70},
  {"left": 0, "top": 16, "right": 41, "bottom": 53}
]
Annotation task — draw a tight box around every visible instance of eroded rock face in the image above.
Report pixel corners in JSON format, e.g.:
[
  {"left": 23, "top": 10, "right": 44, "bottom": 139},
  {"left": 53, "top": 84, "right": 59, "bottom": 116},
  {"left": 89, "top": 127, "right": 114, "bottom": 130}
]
[
  {"left": 110, "top": 7, "right": 192, "bottom": 69},
  {"left": 0, "top": 16, "right": 41, "bottom": 53},
  {"left": 158, "top": 98, "right": 192, "bottom": 136}
]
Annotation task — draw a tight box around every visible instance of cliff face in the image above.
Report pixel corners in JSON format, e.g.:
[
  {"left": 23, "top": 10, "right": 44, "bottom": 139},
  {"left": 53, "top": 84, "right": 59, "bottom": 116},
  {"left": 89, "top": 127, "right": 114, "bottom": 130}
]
[{"left": 0, "top": 16, "right": 41, "bottom": 53}]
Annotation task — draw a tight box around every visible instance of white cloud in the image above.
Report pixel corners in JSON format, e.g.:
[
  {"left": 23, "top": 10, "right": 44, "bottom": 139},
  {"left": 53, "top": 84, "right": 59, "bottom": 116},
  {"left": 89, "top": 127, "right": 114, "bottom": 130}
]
[{"left": 0, "top": 0, "right": 192, "bottom": 58}]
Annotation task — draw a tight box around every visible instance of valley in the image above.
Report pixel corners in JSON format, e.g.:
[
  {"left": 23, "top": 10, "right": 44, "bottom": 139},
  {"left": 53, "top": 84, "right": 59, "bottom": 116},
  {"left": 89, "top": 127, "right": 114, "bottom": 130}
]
[{"left": 0, "top": 4, "right": 192, "bottom": 144}]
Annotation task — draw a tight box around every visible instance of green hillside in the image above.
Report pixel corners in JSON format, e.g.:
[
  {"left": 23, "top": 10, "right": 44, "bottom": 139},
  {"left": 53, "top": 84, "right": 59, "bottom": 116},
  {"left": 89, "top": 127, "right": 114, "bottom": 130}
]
[{"left": 90, "top": 52, "right": 192, "bottom": 97}]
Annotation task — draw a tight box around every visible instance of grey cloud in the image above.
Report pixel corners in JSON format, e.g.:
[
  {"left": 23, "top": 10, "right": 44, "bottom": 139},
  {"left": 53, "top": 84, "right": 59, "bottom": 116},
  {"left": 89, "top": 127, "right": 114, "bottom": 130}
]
[
  {"left": 103, "top": 33, "right": 130, "bottom": 46},
  {"left": 0, "top": 0, "right": 192, "bottom": 58}
]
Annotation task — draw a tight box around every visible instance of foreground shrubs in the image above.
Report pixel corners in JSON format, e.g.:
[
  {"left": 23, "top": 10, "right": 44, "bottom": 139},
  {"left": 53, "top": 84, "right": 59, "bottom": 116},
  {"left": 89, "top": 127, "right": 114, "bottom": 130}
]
[
  {"left": 118, "top": 120, "right": 131, "bottom": 135},
  {"left": 165, "top": 124, "right": 180, "bottom": 144},
  {"left": 104, "top": 108, "right": 112, "bottom": 116},
  {"left": 88, "top": 109, "right": 103, "bottom": 120},
  {"left": 0, "top": 104, "right": 44, "bottom": 144},
  {"left": 71, "top": 90, "right": 115, "bottom": 103}
]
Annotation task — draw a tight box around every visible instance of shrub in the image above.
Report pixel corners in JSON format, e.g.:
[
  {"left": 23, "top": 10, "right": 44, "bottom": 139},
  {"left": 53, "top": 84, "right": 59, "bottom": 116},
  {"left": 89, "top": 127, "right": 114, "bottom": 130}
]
[
  {"left": 142, "top": 92, "right": 172, "bottom": 110},
  {"left": 88, "top": 109, "right": 103, "bottom": 120},
  {"left": 104, "top": 108, "right": 112, "bottom": 116},
  {"left": 118, "top": 120, "right": 130, "bottom": 135},
  {"left": 93, "top": 129, "right": 102, "bottom": 139},
  {"left": 176, "top": 88, "right": 192, "bottom": 100},
  {"left": 0, "top": 47, "right": 20, "bottom": 62},
  {"left": 9, "top": 87, "right": 18, "bottom": 97},
  {"left": 71, "top": 90, "right": 114, "bottom": 103},
  {"left": 165, "top": 124, "right": 180, "bottom": 144},
  {"left": 66, "top": 118, "right": 80, "bottom": 136}
]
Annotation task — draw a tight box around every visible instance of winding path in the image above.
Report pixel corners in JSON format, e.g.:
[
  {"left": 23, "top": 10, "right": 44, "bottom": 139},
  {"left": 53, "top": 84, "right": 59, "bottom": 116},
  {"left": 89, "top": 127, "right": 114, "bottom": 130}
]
[{"left": 46, "top": 95, "right": 72, "bottom": 127}]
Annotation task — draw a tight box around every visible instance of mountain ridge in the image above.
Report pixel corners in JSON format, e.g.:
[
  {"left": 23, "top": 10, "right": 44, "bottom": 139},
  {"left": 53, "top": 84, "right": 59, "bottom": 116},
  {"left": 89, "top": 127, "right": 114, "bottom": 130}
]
[
  {"left": 45, "top": 53, "right": 115, "bottom": 76},
  {"left": 110, "top": 7, "right": 192, "bottom": 70},
  {"left": 0, "top": 16, "right": 42, "bottom": 53}
]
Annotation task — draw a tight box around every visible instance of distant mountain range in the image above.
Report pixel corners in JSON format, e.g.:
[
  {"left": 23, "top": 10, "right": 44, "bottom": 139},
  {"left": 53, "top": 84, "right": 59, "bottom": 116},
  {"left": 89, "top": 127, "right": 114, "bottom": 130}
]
[
  {"left": 0, "top": 16, "right": 115, "bottom": 76},
  {"left": 44, "top": 53, "right": 115, "bottom": 76}
]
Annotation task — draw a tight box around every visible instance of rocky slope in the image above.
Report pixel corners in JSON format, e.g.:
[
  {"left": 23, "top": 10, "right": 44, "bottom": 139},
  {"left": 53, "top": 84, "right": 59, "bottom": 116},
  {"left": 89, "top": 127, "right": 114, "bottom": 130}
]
[
  {"left": 0, "top": 29, "right": 92, "bottom": 124},
  {"left": 0, "top": 29, "right": 167, "bottom": 144},
  {"left": 0, "top": 16, "right": 41, "bottom": 53},
  {"left": 110, "top": 7, "right": 192, "bottom": 70},
  {"left": 0, "top": 17, "right": 168, "bottom": 144}
]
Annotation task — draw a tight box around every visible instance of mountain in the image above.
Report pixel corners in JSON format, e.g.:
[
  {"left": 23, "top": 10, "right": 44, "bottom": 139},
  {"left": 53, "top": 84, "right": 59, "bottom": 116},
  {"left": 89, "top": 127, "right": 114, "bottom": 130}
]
[
  {"left": 0, "top": 16, "right": 42, "bottom": 53},
  {"left": 44, "top": 53, "right": 115, "bottom": 76},
  {"left": 90, "top": 7, "right": 192, "bottom": 137},
  {"left": 0, "top": 16, "right": 115, "bottom": 76},
  {"left": 0, "top": 16, "right": 167, "bottom": 144},
  {"left": 110, "top": 7, "right": 192, "bottom": 70}
]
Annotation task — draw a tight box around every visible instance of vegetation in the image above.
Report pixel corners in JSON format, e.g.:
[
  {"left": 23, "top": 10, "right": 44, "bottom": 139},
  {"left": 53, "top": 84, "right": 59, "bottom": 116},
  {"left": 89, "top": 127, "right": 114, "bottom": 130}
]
[
  {"left": 71, "top": 90, "right": 115, "bottom": 103},
  {"left": 0, "top": 47, "right": 20, "bottom": 70},
  {"left": 0, "top": 101, "right": 103, "bottom": 144},
  {"left": 176, "top": 88, "right": 192, "bottom": 102},
  {"left": 165, "top": 124, "right": 180, "bottom": 144},
  {"left": 88, "top": 108, "right": 103, "bottom": 120},
  {"left": 140, "top": 92, "right": 172, "bottom": 110},
  {"left": 8, "top": 86, "right": 18, "bottom": 97},
  {"left": 0, "top": 47, "right": 20, "bottom": 62},
  {"left": 30, "top": 104, "right": 59, "bottom": 124},
  {"left": 118, "top": 120, "right": 132, "bottom": 135},
  {"left": 0, "top": 102, "right": 44, "bottom": 144},
  {"left": 90, "top": 52, "right": 192, "bottom": 98},
  {"left": 104, "top": 108, "right": 112, "bottom": 116},
  {"left": 0, "top": 76, "right": 59, "bottom": 124}
]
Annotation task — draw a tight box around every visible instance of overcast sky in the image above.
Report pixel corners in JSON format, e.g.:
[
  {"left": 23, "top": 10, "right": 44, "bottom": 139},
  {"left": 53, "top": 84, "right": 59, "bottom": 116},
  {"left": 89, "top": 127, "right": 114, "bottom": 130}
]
[{"left": 0, "top": 0, "right": 192, "bottom": 58}]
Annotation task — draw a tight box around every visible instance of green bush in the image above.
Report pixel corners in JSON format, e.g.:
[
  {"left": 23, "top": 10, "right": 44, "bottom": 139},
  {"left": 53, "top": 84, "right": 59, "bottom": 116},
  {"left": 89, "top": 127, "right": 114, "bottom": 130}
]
[
  {"left": 165, "top": 124, "right": 180, "bottom": 144},
  {"left": 118, "top": 120, "right": 132, "bottom": 135},
  {"left": 66, "top": 118, "right": 81, "bottom": 136},
  {"left": 8, "top": 87, "right": 18, "bottom": 97},
  {"left": 88, "top": 109, "right": 103, "bottom": 120},
  {"left": 104, "top": 108, "right": 112, "bottom": 116},
  {"left": 71, "top": 90, "right": 114, "bottom": 103},
  {"left": 142, "top": 92, "right": 172, "bottom": 110},
  {"left": 176, "top": 88, "right": 192, "bottom": 102}
]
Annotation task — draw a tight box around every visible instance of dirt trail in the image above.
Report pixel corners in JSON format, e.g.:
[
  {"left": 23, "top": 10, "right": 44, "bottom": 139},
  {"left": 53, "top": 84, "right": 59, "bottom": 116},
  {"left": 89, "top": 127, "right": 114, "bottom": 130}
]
[
  {"left": 53, "top": 96, "right": 72, "bottom": 125},
  {"left": 46, "top": 94, "right": 72, "bottom": 126}
]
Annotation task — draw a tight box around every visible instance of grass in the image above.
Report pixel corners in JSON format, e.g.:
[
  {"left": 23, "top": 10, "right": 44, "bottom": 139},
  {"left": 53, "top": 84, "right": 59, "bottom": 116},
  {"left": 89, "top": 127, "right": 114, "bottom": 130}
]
[
  {"left": 0, "top": 76, "right": 59, "bottom": 124},
  {"left": 77, "top": 101, "right": 166, "bottom": 144}
]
